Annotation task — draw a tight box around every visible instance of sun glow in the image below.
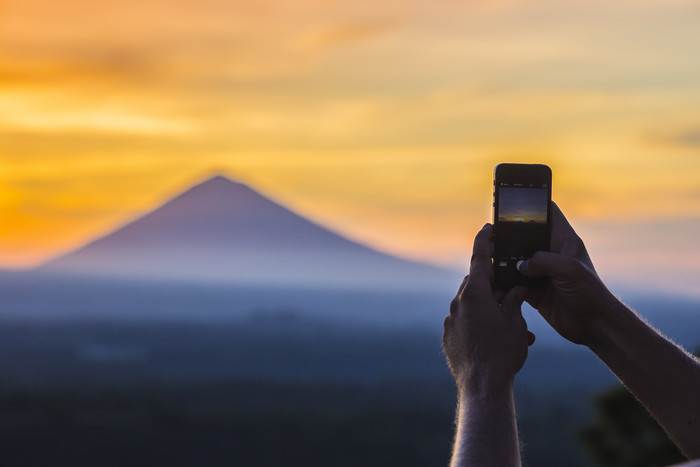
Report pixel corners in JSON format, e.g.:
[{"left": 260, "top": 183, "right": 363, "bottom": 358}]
[{"left": 0, "top": 0, "right": 699, "bottom": 295}]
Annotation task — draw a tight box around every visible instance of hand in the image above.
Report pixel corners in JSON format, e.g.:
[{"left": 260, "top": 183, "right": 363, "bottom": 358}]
[
  {"left": 518, "top": 202, "right": 621, "bottom": 346},
  {"left": 443, "top": 224, "right": 534, "bottom": 392}
]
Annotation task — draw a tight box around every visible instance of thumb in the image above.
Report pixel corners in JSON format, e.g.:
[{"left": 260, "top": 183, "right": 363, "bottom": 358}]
[
  {"left": 527, "top": 330, "right": 536, "bottom": 346},
  {"left": 500, "top": 285, "right": 527, "bottom": 318},
  {"left": 519, "top": 251, "right": 575, "bottom": 280}
]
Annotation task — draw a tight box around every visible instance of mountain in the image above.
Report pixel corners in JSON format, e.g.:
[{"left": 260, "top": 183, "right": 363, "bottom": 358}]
[{"left": 39, "top": 175, "right": 458, "bottom": 288}]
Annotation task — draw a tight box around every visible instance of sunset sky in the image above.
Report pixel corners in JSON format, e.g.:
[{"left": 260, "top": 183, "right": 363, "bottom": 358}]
[{"left": 1, "top": 0, "right": 699, "bottom": 296}]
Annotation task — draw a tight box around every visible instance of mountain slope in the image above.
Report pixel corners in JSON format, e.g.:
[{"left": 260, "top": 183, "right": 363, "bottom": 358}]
[{"left": 40, "top": 175, "right": 457, "bottom": 288}]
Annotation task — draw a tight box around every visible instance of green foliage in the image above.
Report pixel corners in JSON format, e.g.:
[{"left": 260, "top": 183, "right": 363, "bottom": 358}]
[
  {"left": 580, "top": 385, "right": 685, "bottom": 467},
  {"left": 580, "top": 345, "right": 699, "bottom": 467},
  {"left": 0, "top": 381, "right": 457, "bottom": 467}
]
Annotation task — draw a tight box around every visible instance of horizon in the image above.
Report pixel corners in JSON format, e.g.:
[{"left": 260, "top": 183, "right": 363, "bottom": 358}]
[
  {"left": 1, "top": 171, "right": 697, "bottom": 300},
  {"left": 1, "top": 0, "right": 699, "bottom": 297},
  {"left": 14, "top": 173, "right": 459, "bottom": 272},
  {"left": 31, "top": 173, "right": 462, "bottom": 290}
]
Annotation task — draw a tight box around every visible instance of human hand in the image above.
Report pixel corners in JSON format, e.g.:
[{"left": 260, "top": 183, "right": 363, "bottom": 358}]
[
  {"left": 443, "top": 224, "right": 534, "bottom": 393},
  {"left": 518, "top": 202, "right": 621, "bottom": 346}
]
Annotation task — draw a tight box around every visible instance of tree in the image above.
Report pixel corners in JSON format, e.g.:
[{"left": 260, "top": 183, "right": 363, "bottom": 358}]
[{"left": 579, "top": 347, "right": 699, "bottom": 467}]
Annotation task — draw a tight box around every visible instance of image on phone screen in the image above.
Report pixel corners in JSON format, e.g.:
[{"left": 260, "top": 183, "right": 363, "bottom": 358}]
[
  {"left": 497, "top": 187, "right": 549, "bottom": 224},
  {"left": 493, "top": 163, "right": 551, "bottom": 290}
]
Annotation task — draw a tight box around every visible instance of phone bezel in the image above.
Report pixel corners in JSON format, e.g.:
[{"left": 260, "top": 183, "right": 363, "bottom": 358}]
[{"left": 492, "top": 163, "right": 552, "bottom": 290}]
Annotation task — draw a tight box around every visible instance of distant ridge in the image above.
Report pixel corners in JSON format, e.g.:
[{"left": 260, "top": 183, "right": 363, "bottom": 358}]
[{"left": 39, "top": 175, "right": 457, "bottom": 288}]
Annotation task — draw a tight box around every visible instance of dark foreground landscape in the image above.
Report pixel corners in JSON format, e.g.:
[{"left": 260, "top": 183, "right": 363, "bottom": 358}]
[{"left": 0, "top": 273, "right": 697, "bottom": 466}]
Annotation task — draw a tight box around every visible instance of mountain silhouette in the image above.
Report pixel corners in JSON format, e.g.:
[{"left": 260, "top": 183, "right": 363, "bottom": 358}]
[{"left": 39, "top": 175, "right": 456, "bottom": 288}]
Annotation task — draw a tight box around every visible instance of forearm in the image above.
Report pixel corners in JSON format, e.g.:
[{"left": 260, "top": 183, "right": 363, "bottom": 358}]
[
  {"left": 450, "top": 380, "right": 521, "bottom": 467},
  {"left": 587, "top": 300, "right": 700, "bottom": 458}
]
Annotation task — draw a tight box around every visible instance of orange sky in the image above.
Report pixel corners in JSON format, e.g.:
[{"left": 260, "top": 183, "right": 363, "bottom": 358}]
[{"left": 1, "top": 0, "right": 699, "bottom": 295}]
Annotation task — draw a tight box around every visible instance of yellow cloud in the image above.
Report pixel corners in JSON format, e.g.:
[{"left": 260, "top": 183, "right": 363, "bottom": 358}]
[
  {"left": 0, "top": 0, "right": 698, "bottom": 288},
  {"left": 298, "top": 22, "right": 396, "bottom": 51}
]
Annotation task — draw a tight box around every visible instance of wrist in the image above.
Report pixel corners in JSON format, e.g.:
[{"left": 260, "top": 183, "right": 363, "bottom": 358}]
[
  {"left": 457, "top": 373, "right": 516, "bottom": 432},
  {"left": 584, "top": 295, "right": 633, "bottom": 352},
  {"left": 452, "top": 368, "right": 520, "bottom": 467},
  {"left": 458, "top": 366, "right": 515, "bottom": 400}
]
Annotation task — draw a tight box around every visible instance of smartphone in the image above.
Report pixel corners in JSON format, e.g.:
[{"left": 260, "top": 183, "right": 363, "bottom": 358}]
[{"left": 493, "top": 163, "right": 552, "bottom": 291}]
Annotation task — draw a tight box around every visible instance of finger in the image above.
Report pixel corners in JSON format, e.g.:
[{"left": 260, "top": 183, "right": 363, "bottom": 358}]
[
  {"left": 550, "top": 201, "right": 569, "bottom": 230},
  {"left": 549, "top": 201, "right": 596, "bottom": 271},
  {"left": 493, "top": 288, "right": 506, "bottom": 304},
  {"left": 468, "top": 224, "right": 494, "bottom": 287},
  {"left": 550, "top": 201, "right": 587, "bottom": 253},
  {"left": 488, "top": 233, "right": 496, "bottom": 284},
  {"left": 500, "top": 285, "right": 527, "bottom": 318},
  {"left": 527, "top": 330, "right": 536, "bottom": 346},
  {"left": 443, "top": 315, "right": 452, "bottom": 344},
  {"left": 450, "top": 276, "right": 469, "bottom": 316},
  {"left": 443, "top": 314, "right": 456, "bottom": 350},
  {"left": 518, "top": 251, "right": 579, "bottom": 280},
  {"left": 550, "top": 201, "right": 575, "bottom": 238},
  {"left": 524, "top": 288, "right": 543, "bottom": 309},
  {"left": 457, "top": 275, "right": 469, "bottom": 296}
]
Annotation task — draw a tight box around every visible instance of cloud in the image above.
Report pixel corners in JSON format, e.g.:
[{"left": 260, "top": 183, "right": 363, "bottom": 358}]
[
  {"left": 578, "top": 217, "right": 700, "bottom": 298},
  {"left": 298, "top": 21, "right": 396, "bottom": 51},
  {"left": 1, "top": 106, "right": 194, "bottom": 135},
  {"left": 1, "top": 0, "right": 700, "bottom": 279},
  {"left": 670, "top": 129, "right": 700, "bottom": 147}
]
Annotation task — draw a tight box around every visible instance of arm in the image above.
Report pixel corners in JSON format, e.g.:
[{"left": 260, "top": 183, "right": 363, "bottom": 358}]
[
  {"left": 586, "top": 300, "right": 700, "bottom": 457},
  {"left": 519, "top": 202, "right": 700, "bottom": 458},
  {"left": 443, "top": 224, "right": 533, "bottom": 467},
  {"left": 450, "top": 381, "right": 520, "bottom": 467}
]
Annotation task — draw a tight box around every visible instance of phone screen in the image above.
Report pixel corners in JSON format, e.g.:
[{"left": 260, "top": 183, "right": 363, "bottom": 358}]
[
  {"left": 497, "top": 186, "right": 549, "bottom": 224},
  {"left": 493, "top": 164, "right": 551, "bottom": 290}
]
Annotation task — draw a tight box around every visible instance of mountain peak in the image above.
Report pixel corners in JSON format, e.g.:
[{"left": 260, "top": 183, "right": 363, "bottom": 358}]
[
  {"left": 197, "top": 174, "right": 240, "bottom": 186},
  {"left": 39, "top": 174, "right": 455, "bottom": 288},
  {"left": 187, "top": 173, "right": 248, "bottom": 193},
  {"left": 167, "top": 173, "right": 262, "bottom": 210}
]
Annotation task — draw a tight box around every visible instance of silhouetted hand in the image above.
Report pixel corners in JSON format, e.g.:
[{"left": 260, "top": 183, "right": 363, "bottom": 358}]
[
  {"left": 518, "top": 202, "right": 620, "bottom": 346},
  {"left": 443, "top": 224, "right": 532, "bottom": 391},
  {"left": 519, "top": 202, "right": 700, "bottom": 458}
]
